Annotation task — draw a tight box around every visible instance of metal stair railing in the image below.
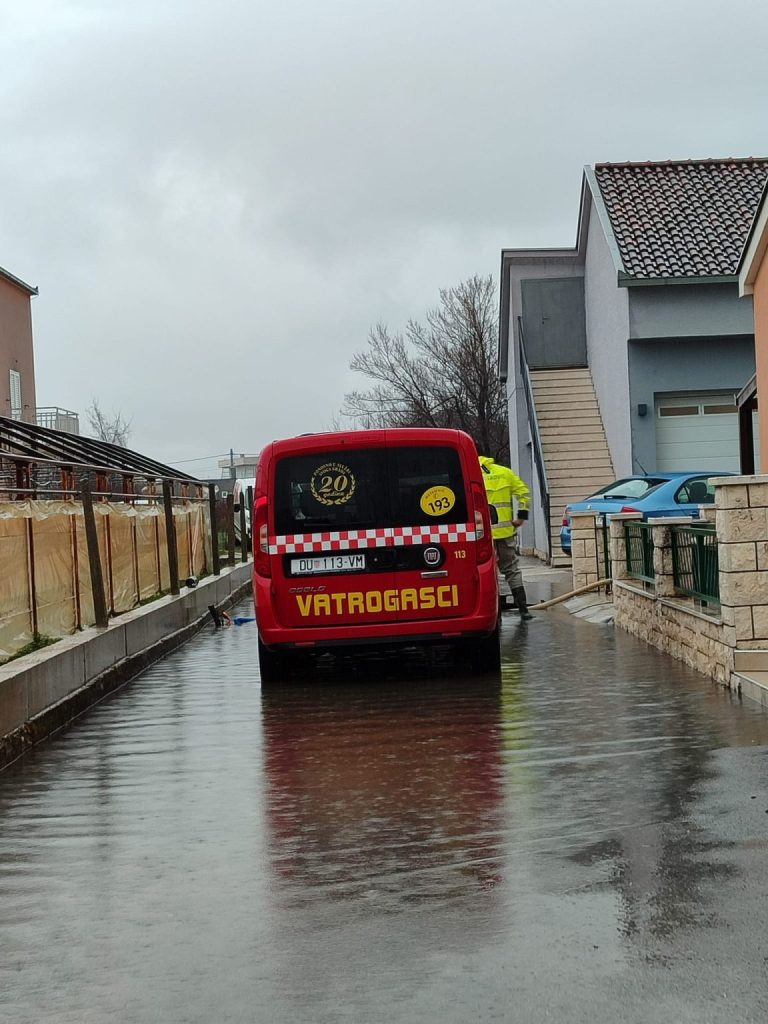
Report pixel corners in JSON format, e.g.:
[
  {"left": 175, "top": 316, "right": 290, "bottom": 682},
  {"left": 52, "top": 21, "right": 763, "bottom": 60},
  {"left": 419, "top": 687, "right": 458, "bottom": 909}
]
[{"left": 517, "top": 317, "right": 552, "bottom": 563}]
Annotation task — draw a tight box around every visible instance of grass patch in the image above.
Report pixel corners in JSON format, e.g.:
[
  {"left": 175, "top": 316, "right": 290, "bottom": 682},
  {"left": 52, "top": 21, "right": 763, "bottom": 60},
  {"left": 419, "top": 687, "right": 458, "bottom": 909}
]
[{"left": 1, "top": 633, "right": 60, "bottom": 666}]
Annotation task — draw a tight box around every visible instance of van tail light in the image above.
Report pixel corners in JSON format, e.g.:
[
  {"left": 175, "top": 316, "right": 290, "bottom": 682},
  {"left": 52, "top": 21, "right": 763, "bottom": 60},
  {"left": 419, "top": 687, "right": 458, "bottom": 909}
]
[
  {"left": 620, "top": 506, "right": 640, "bottom": 514},
  {"left": 255, "top": 497, "right": 271, "bottom": 578},
  {"left": 471, "top": 482, "right": 493, "bottom": 564}
]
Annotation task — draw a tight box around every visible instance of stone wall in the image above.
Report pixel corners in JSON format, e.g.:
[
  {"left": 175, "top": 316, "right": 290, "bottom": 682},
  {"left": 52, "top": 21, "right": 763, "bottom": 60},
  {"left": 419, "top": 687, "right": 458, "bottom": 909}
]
[
  {"left": 569, "top": 477, "right": 768, "bottom": 691},
  {"left": 570, "top": 513, "right": 600, "bottom": 589},
  {"left": 612, "top": 582, "right": 733, "bottom": 686},
  {"left": 714, "top": 476, "right": 768, "bottom": 649},
  {"left": 601, "top": 475, "right": 768, "bottom": 689},
  {"left": 607, "top": 509, "right": 735, "bottom": 686},
  {"left": 570, "top": 512, "right": 611, "bottom": 589}
]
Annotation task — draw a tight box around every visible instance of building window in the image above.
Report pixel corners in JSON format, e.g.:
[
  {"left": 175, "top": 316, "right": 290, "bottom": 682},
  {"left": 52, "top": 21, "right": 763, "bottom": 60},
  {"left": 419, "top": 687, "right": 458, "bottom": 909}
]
[
  {"left": 658, "top": 405, "right": 699, "bottom": 417},
  {"left": 9, "top": 369, "right": 22, "bottom": 420},
  {"left": 703, "top": 403, "right": 737, "bottom": 415}
]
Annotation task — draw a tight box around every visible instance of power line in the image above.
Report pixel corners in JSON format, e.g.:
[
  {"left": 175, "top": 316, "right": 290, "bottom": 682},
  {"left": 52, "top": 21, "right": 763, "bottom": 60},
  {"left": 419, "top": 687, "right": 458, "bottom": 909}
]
[{"left": 167, "top": 452, "right": 231, "bottom": 464}]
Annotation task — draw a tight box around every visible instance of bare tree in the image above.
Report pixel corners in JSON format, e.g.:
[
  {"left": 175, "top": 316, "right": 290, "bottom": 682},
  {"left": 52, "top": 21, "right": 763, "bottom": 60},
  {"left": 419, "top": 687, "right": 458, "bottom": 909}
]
[
  {"left": 342, "top": 275, "right": 508, "bottom": 460},
  {"left": 86, "top": 399, "right": 133, "bottom": 447}
]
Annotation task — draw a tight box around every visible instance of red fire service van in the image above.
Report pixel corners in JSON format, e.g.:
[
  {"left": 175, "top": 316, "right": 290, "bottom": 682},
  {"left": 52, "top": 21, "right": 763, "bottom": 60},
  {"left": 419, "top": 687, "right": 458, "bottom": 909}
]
[{"left": 252, "top": 428, "right": 500, "bottom": 680}]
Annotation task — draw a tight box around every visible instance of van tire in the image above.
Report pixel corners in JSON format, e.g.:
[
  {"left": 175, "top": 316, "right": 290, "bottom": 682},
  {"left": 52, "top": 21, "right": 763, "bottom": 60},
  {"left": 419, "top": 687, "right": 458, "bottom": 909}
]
[
  {"left": 466, "top": 621, "right": 501, "bottom": 674},
  {"left": 258, "top": 638, "right": 288, "bottom": 684}
]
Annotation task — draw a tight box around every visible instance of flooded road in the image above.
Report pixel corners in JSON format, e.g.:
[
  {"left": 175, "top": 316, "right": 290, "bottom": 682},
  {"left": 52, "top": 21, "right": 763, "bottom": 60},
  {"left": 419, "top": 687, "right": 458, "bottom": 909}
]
[{"left": 1, "top": 598, "right": 768, "bottom": 1023}]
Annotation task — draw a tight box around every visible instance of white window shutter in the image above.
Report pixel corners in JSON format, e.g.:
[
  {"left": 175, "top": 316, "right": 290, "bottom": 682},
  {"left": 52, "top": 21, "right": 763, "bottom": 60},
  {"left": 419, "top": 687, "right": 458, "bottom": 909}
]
[{"left": 9, "top": 369, "right": 22, "bottom": 419}]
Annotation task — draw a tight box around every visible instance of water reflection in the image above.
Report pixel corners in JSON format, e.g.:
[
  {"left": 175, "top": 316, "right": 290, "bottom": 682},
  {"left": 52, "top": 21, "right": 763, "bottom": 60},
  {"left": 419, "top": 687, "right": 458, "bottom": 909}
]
[
  {"left": 501, "top": 615, "right": 768, "bottom": 956},
  {"left": 0, "top": 605, "right": 767, "bottom": 1023},
  {"left": 261, "top": 668, "right": 505, "bottom": 905}
]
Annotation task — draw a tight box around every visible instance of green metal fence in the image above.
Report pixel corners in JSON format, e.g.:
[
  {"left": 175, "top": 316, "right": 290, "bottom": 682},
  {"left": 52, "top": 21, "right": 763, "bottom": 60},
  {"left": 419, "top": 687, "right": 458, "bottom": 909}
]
[
  {"left": 671, "top": 525, "right": 720, "bottom": 606},
  {"left": 625, "top": 521, "right": 654, "bottom": 584},
  {"left": 595, "top": 515, "right": 612, "bottom": 584}
]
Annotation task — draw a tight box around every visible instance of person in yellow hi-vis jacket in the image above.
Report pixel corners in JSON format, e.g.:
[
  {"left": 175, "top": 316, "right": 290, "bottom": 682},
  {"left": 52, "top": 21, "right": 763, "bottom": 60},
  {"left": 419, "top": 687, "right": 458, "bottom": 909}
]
[{"left": 479, "top": 455, "right": 533, "bottom": 620}]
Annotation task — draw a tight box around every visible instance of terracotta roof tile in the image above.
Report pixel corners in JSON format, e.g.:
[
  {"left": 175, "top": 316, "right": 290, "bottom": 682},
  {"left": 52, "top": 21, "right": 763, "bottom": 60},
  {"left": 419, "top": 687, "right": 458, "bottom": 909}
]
[{"left": 593, "top": 159, "right": 768, "bottom": 278}]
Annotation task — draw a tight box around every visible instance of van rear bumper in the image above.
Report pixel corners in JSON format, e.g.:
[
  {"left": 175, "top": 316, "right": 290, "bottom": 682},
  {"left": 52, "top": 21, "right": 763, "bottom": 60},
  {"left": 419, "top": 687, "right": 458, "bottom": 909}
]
[
  {"left": 259, "top": 621, "right": 498, "bottom": 650},
  {"left": 253, "top": 571, "right": 498, "bottom": 649}
]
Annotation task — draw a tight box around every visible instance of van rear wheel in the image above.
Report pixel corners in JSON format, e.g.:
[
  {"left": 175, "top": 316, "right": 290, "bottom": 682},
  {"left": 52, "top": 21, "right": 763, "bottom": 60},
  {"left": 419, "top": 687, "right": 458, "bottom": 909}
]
[
  {"left": 258, "top": 638, "right": 288, "bottom": 684},
  {"left": 465, "top": 621, "right": 501, "bottom": 674}
]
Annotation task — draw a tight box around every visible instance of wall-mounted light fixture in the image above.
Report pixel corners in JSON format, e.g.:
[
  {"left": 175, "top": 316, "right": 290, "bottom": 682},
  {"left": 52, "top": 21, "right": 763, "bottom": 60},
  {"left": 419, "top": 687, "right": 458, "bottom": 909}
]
[{"left": 637, "top": 403, "right": 648, "bottom": 417}]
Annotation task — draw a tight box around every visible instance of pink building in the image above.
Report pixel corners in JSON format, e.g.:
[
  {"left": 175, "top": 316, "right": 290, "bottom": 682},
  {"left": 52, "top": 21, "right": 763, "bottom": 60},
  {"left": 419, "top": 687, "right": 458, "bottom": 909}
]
[
  {"left": 0, "top": 265, "right": 38, "bottom": 424},
  {"left": 739, "top": 184, "right": 768, "bottom": 471}
]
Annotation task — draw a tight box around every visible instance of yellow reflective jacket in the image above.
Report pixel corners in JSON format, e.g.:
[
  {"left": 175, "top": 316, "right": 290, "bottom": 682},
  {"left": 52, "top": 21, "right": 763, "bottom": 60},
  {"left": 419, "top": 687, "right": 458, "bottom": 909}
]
[{"left": 479, "top": 457, "right": 531, "bottom": 540}]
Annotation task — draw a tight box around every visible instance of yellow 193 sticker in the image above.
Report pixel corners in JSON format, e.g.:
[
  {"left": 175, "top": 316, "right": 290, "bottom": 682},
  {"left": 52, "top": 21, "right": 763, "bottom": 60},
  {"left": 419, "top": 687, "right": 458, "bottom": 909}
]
[{"left": 420, "top": 485, "right": 456, "bottom": 517}]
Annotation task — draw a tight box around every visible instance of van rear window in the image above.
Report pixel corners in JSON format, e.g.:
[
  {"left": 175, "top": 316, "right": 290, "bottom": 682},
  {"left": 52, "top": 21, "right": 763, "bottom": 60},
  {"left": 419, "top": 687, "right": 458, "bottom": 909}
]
[
  {"left": 273, "top": 446, "right": 468, "bottom": 534},
  {"left": 388, "top": 446, "right": 467, "bottom": 526},
  {"left": 274, "top": 450, "right": 386, "bottom": 534}
]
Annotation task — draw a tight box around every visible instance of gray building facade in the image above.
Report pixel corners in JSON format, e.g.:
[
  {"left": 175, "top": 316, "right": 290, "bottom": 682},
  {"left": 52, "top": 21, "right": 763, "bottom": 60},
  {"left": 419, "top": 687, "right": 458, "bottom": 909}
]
[{"left": 499, "top": 158, "right": 768, "bottom": 559}]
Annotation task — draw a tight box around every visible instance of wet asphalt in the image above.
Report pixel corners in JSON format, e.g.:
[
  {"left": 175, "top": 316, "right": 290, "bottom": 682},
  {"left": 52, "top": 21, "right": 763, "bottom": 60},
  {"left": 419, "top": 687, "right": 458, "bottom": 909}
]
[{"left": 1, "top": 584, "right": 768, "bottom": 1023}]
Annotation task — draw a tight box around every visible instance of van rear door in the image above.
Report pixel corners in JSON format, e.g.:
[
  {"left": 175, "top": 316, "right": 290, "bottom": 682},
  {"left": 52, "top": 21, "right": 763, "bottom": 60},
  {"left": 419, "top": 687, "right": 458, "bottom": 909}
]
[
  {"left": 270, "top": 441, "right": 397, "bottom": 629},
  {"left": 386, "top": 439, "right": 479, "bottom": 623}
]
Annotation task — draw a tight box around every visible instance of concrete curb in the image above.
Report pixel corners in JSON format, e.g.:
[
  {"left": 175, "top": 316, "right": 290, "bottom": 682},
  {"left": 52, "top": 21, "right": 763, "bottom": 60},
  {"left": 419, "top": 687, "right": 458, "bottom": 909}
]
[{"left": 0, "top": 562, "right": 253, "bottom": 771}]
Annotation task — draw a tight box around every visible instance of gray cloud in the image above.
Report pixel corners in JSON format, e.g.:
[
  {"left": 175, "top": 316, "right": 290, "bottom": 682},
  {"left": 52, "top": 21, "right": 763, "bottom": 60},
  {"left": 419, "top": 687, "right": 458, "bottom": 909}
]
[{"left": 1, "top": 0, "right": 767, "bottom": 475}]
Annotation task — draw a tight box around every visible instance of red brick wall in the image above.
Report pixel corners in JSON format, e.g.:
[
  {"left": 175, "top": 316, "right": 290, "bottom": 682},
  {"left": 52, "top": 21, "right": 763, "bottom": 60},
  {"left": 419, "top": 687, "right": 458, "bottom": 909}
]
[{"left": 0, "top": 276, "right": 36, "bottom": 422}]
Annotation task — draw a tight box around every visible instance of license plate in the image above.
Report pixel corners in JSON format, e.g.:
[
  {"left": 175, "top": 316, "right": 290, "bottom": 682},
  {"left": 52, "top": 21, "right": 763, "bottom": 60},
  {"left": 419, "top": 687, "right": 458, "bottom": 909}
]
[{"left": 290, "top": 554, "right": 366, "bottom": 575}]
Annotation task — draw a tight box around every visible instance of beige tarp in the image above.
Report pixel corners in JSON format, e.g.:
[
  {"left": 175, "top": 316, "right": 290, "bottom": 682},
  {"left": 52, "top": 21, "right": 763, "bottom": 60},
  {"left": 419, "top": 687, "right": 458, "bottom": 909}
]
[
  {"left": 73, "top": 512, "right": 95, "bottom": 630},
  {"left": 136, "top": 516, "right": 162, "bottom": 601},
  {"left": 108, "top": 514, "right": 136, "bottom": 613},
  {"left": 0, "top": 500, "right": 210, "bottom": 661},
  {"left": 0, "top": 517, "right": 33, "bottom": 659},
  {"left": 176, "top": 511, "right": 191, "bottom": 583},
  {"left": 33, "top": 513, "right": 77, "bottom": 639}
]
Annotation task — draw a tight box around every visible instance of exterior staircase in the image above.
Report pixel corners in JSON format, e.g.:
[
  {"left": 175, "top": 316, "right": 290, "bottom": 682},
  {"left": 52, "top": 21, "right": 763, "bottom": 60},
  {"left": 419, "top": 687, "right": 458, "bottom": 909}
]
[
  {"left": 529, "top": 367, "right": 615, "bottom": 565},
  {"left": 732, "top": 651, "right": 768, "bottom": 709}
]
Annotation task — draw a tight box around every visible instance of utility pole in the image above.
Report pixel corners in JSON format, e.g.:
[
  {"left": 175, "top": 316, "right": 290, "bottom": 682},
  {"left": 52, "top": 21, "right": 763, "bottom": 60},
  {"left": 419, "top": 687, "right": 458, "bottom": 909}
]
[{"left": 229, "top": 448, "right": 235, "bottom": 480}]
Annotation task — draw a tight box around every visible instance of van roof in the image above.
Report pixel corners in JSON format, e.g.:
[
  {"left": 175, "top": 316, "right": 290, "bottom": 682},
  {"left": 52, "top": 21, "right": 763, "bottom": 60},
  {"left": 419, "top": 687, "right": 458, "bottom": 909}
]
[{"left": 266, "top": 427, "right": 472, "bottom": 456}]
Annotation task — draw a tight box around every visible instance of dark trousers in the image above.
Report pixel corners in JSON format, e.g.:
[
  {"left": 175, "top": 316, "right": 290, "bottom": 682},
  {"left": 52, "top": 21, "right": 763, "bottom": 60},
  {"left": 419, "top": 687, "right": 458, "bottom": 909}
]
[{"left": 494, "top": 536, "right": 522, "bottom": 589}]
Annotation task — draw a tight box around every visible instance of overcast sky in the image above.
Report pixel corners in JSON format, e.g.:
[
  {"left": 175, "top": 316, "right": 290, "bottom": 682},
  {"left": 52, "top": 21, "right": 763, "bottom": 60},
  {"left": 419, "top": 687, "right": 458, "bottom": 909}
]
[{"left": 2, "top": 0, "right": 768, "bottom": 477}]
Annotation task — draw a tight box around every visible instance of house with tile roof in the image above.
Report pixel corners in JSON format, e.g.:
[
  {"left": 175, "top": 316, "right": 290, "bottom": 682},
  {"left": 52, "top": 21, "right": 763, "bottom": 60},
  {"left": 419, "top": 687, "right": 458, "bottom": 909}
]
[{"left": 499, "top": 158, "right": 768, "bottom": 562}]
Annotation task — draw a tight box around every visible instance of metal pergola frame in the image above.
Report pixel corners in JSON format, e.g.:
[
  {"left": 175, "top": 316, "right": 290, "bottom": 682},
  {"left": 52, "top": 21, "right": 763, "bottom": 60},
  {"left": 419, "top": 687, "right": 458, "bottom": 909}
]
[
  {"left": 0, "top": 415, "right": 201, "bottom": 484},
  {"left": 0, "top": 416, "right": 227, "bottom": 621}
]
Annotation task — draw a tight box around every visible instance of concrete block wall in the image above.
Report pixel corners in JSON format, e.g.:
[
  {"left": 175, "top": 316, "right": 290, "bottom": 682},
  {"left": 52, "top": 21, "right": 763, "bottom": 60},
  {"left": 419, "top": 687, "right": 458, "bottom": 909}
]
[{"left": 0, "top": 561, "right": 253, "bottom": 767}]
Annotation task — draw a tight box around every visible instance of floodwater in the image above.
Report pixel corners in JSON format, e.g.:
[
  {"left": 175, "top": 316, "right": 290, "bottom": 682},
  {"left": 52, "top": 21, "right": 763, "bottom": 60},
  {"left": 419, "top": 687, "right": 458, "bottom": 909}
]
[{"left": 1, "top": 596, "right": 768, "bottom": 1023}]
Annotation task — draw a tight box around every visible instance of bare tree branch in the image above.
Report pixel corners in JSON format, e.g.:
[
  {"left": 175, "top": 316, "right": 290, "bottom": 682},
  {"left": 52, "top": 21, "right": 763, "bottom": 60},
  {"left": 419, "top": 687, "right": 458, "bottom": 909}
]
[
  {"left": 342, "top": 275, "right": 508, "bottom": 461},
  {"left": 86, "top": 399, "right": 133, "bottom": 447}
]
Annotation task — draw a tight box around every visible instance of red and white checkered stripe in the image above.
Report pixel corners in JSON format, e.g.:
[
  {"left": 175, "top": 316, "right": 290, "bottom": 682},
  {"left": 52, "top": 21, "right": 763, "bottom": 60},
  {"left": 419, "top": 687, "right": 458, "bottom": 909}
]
[
  {"left": 391, "top": 524, "right": 477, "bottom": 545},
  {"left": 268, "top": 522, "right": 477, "bottom": 555}
]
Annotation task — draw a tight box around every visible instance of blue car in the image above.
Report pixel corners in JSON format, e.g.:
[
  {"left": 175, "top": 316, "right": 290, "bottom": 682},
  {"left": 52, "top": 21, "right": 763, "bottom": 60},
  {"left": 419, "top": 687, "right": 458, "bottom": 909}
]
[{"left": 560, "top": 471, "right": 732, "bottom": 555}]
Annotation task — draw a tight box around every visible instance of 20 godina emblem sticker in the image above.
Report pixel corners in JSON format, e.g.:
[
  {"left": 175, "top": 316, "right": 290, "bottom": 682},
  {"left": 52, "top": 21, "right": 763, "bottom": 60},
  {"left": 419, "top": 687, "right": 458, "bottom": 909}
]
[{"left": 310, "top": 462, "right": 356, "bottom": 506}]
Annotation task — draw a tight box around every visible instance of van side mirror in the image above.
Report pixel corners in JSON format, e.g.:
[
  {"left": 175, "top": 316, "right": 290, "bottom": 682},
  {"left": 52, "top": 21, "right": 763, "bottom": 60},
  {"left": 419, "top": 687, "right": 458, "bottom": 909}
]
[{"left": 233, "top": 502, "right": 241, "bottom": 512}]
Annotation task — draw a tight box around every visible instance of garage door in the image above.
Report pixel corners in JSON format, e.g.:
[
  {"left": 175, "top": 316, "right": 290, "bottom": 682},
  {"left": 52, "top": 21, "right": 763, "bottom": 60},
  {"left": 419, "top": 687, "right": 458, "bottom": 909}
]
[{"left": 655, "top": 393, "right": 760, "bottom": 472}]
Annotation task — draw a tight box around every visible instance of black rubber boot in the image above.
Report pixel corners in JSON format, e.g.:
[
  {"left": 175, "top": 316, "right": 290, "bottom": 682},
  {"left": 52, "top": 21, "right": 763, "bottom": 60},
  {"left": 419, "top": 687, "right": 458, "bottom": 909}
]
[{"left": 513, "top": 586, "right": 533, "bottom": 621}]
